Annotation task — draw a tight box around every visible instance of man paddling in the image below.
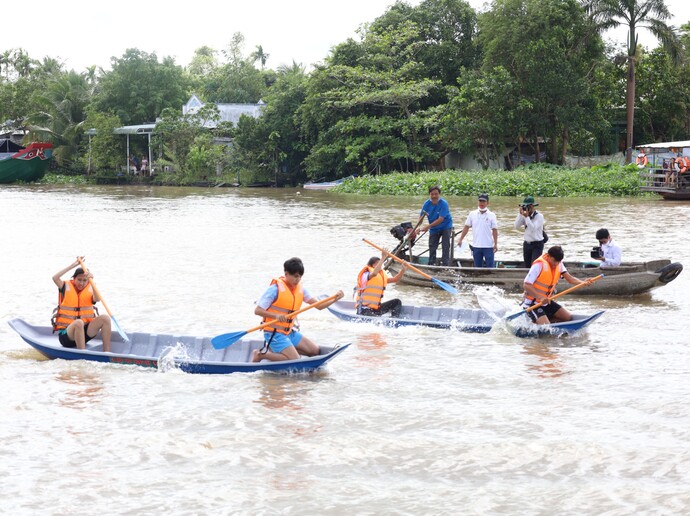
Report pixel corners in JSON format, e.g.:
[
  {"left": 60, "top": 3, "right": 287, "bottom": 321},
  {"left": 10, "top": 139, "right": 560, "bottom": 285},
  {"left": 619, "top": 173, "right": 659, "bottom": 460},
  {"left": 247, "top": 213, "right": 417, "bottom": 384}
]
[
  {"left": 252, "top": 257, "right": 344, "bottom": 363},
  {"left": 52, "top": 257, "right": 112, "bottom": 352},
  {"left": 522, "top": 246, "right": 586, "bottom": 325}
]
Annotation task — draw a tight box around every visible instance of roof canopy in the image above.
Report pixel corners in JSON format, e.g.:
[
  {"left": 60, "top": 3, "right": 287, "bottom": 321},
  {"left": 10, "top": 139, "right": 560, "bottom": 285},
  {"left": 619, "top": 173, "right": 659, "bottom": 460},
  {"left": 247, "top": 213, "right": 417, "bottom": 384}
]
[{"left": 638, "top": 141, "right": 690, "bottom": 150}]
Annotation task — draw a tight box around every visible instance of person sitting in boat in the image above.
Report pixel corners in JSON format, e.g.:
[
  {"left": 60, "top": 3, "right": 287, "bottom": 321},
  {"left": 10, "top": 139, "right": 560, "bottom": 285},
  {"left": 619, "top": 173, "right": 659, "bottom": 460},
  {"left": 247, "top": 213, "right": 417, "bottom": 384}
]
[
  {"left": 522, "top": 246, "right": 586, "bottom": 325},
  {"left": 252, "top": 257, "right": 344, "bottom": 363},
  {"left": 593, "top": 228, "right": 622, "bottom": 268},
  {"left": 355, "top": 252, "right": 406, "bottom": 317},
  {"left": 635, "top": 150, "right": 648, "bottom": 168},
  {"left": 51, "top": 257, "right": 112, "bottom": 352}
]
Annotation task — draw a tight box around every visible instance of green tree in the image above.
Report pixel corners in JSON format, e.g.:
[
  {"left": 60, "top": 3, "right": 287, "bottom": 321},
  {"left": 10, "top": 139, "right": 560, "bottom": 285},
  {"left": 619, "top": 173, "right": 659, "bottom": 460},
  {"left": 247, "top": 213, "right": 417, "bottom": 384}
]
[
  {"left": 584, "top": 0, "right": 681, "bottom": 162},
  {"left": 479, "top": 0, "right": 606, "bottom": 164},
  {"left": 250, "top": 45, "right": 270, "bottom": 70},
  {"left": 81, "top": 110, "right": 122, "bottom": 173},
  {"left": 25, "top": 70, "right": 93, "bottom": 166},
  {"left": 93, "top": 48, "right": 190, "bottom": 125}
]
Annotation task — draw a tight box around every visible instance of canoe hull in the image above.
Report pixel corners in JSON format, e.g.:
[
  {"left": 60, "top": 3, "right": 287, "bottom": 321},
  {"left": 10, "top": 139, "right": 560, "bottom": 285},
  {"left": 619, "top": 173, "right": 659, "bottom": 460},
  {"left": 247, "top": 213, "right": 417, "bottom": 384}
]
[
  {"left": 8, "top": 319, "right": 349, "bottom": 374},
  {"left": 326, "top": 300, "right": 495, "bottom": 333},
  {"left": 325, "top": 300, "right": 603, "bottom": 338},
  {"left": 387, "top": 258, "right": 682, "bottom": 295}
]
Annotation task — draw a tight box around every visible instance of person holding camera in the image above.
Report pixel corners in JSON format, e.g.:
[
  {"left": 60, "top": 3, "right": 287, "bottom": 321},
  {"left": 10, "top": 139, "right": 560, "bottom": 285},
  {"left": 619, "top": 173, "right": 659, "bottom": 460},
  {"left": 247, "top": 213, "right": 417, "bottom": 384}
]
[
  {"left": 514, "top": 195, "right": 546, "bottom": 268},
  {"left": 593, "top": 228, "right": 622, "bottom": 267}
]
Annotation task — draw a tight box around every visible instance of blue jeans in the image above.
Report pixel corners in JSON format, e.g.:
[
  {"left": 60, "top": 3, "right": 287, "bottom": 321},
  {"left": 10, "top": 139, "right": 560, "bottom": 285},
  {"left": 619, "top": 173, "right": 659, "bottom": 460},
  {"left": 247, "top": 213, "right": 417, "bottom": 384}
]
[{"left": 472, "top": 247, "right": 495, "bottom": 268}]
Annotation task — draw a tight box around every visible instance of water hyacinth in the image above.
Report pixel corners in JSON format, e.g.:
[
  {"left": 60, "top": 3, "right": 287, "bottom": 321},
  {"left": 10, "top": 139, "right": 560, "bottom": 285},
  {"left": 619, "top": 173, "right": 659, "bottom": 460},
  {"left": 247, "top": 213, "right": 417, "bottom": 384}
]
[{"left": 334, "top": 164, "right": 643, "bottom": 197}]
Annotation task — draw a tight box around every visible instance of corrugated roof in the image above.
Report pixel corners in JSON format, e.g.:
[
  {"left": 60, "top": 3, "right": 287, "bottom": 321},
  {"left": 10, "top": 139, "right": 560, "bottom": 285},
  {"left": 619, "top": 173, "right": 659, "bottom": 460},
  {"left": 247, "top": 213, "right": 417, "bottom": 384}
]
[{"left": 638, "top": 141, "right": 690, "bottom": 149}]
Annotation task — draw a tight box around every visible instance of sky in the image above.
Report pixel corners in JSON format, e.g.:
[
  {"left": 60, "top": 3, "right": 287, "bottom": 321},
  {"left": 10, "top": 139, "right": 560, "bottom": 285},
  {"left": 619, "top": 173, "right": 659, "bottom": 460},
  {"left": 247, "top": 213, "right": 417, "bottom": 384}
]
[{"left": 1, "top": 0, "right": 687, "bottom": 73}]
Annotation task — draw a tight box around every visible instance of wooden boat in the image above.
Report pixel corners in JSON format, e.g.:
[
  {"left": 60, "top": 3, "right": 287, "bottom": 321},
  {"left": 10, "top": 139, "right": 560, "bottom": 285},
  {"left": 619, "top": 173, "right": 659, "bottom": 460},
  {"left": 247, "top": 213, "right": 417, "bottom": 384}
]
[
  {"left": 0, "top": 140, "right": 53, "bottom": 183},
  {"left": 325, "top": 300, "right": 604, "bottom": 337},
  {"left": 303, "top": 175, "right": 354, "bottom": 190},
  {"left": 8, "top": 319, "right": 350, "bottom": 374},
  {"left": 386, "top": 258, "right": 682, "bottom": 295},
  {"left": 638, "top": 140, "right": 690, "bottom": 200}
]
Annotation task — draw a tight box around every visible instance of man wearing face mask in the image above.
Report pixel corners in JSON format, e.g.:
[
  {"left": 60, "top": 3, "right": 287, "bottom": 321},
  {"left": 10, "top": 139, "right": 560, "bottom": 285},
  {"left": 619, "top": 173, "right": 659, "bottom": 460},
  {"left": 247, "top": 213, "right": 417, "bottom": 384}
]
[
  {"left": 514, "top": 195, "right": 546, "bottom": 268},
  {"left": 456, "top": 193, "right": 498, "bottom": 268},
  {"left": 593, "top": 228, "right": 622, "bottom": 267}
]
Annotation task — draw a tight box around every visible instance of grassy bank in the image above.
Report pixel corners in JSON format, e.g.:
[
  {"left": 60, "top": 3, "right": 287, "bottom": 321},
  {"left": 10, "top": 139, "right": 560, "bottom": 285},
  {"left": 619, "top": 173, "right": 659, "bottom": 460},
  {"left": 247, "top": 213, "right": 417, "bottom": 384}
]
[{"left": 334, "top": 163, "right": 643, "bottom": 197}]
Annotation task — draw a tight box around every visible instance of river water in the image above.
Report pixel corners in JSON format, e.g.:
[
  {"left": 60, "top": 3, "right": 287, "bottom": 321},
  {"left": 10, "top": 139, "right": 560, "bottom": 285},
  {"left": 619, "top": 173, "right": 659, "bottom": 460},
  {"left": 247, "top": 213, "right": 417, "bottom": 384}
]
[{"left": 1, "top": 185, "right": 689, "bottom": 515}]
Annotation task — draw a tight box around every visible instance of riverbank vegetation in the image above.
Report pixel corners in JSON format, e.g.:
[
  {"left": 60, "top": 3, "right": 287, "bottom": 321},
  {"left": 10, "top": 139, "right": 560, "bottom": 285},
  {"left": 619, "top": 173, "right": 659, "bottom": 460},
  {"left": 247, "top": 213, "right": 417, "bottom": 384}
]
[
  {"left": 2, "top": 0, "right": 689, "bottom": 186},
  {"left": 334, "top": 163, "right": 642, "bottom": 197}
]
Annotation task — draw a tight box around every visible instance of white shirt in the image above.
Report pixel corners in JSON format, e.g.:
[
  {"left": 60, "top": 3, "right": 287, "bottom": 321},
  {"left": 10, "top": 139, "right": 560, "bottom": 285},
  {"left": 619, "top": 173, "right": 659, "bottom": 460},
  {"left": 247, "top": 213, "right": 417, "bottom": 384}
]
[
  {"left": 514, "top": 211, "right": 545, "bottom": 243},
  {"left": 463, "top": 209, "right": 498, "bottom": 248},
  {"left": 600, "top": 238, "right": 622, "bottom": 268}
]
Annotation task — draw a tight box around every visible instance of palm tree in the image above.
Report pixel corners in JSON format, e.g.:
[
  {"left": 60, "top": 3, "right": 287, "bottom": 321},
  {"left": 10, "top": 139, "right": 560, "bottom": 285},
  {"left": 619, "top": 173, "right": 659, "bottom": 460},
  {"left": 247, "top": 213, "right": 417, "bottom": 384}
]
[
  {"left": 584, "top": 0, "right": 681, "bottom": 163},
  {"left": 251, "top": 45, "right": 270, "bottom": 70}
]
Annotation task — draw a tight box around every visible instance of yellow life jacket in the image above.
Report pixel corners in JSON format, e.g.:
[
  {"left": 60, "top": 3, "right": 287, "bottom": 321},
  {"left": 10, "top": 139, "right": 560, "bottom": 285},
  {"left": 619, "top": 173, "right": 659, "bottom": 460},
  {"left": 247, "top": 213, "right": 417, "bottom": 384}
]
[
  {"left": 355, "top": 266, "right": 387, "bottom": 310},
  {"left": 263, "top": 277, "right": 304, "bottom": 334},
  {"left": 525, "top": 254, "right": 560, "bottom": 302},
  {"left": 53, "top": 280, "right": 96, "bottom": 331}
]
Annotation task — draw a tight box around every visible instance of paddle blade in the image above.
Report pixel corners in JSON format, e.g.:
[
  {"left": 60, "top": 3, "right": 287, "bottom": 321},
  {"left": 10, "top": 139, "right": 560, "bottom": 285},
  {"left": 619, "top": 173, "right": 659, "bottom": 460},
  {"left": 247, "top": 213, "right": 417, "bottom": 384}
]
[
  {"left": 211, "top": 331, "right": 248, "bottom": 349},
  {"left": 432, "top": 278, "right": 458, "bottom": 295},
  {"left": 505, "top": 309, "right": 528, "bottom": 321},
  {"left": 111, "top": 315, "right": 129, "bottom": 342}
]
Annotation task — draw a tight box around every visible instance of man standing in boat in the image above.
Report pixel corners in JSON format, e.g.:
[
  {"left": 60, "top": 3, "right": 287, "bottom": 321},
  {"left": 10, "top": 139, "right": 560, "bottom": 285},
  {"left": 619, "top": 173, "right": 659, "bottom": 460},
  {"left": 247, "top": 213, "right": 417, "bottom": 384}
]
[
  {"left": 52, "top": 257, "right": 112, "bottom": 352},
  {"left": 417, "top": 185, "right": 453, "bottom": 266},
  {"left": 355, "top": 252, "right": 406, "bottom": 317},
  {"left": 522, "top": 246, "right": 586, "bottom": 325},
  {"left": 456, "top": 193, "right": 499, "bottom": 268},
  {"left": 252, "top": 257, "right": 344, "bottom": 363},
  {"left": 514, "top": 195, "right": 546, "bottom": 268}
]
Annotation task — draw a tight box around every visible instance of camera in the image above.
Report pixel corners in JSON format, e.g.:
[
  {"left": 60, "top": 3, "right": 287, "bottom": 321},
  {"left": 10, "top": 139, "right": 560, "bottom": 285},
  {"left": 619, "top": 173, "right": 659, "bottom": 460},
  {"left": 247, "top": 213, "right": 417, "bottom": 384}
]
[{"left": 590, "top": 246, "right": 602, "bottom": 259}]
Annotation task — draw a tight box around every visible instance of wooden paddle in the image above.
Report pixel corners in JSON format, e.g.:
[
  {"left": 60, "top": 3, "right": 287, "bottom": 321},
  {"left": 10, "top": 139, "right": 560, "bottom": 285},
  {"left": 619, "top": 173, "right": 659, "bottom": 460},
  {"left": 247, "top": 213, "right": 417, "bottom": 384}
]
[
  {"left": 505, "top": 274, "right": 604, "bottom": 321},
  {"left": 77, "top": 258, "right": 130, "bottom": 342},
  {"left": 211, "top": 292, "right": 341, "bottom": 350},
  {"left": 363, "top": 239, "right": 459, "bottom": 294}
]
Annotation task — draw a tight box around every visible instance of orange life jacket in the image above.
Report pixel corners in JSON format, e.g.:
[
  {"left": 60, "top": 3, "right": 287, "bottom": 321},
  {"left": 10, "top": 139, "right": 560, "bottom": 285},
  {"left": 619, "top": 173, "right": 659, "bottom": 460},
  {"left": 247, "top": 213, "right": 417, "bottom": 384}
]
[
  {"left": 525, "top": 253, "right": 560, "bottom": 302},
  {"left": 355, "top": 266, "right": 387, "bottom": 310},
  {"left": 263, "top": 277, "right": 304, "bottom": 334},
  {"left": 53, "top": 280, "right": 96, "bottom": 331}
]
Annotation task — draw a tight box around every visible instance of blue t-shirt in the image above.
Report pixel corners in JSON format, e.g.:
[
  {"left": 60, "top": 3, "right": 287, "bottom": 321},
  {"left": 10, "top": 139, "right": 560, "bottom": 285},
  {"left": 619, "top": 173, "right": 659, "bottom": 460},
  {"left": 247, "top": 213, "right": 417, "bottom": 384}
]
[{"left": 421, "top": 198, "right": 452, "bottom": 233}]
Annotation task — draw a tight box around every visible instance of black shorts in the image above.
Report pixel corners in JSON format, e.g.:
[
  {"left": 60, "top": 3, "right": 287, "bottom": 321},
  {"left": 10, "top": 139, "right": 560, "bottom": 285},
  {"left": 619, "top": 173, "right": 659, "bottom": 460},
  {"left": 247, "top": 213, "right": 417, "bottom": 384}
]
[
  {"left": 58, "top": 323, "right": 94, "bottom": 348},
  {"left": 526, "top": 301, "right": 562, "bottom": 322}
]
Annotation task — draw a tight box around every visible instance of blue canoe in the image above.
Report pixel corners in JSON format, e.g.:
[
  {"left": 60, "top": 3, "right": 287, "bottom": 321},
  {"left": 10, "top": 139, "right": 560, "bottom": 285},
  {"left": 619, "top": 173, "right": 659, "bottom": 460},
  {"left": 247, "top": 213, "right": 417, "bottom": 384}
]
[
  {"left": 8, "top": 319, "right": 349, "bottom": 374},
  {"left": 325, "top": 300, "right": 604, "bottom": 338}
]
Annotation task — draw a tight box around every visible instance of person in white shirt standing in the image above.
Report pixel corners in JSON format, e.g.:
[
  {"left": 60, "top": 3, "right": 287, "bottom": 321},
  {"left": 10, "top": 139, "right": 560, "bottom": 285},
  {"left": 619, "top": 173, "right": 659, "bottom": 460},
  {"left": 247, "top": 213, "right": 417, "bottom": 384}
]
[
  {"left": 456, "top": 193, "right": 498, "bottom": 268},
  {"left": 514, "top": 195, "right": 546, "bottom": 268},
  {"left": 594, "top": 228, "right": 622, "bottom": 267}
]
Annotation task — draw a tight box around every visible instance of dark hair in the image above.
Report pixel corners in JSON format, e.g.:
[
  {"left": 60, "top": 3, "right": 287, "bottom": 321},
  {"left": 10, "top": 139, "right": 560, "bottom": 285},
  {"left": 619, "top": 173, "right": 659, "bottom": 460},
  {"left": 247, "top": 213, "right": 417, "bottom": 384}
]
[
  {"left": 547, "top": 245, "right": 564, "bottom": 262},
  {"left": 428, "top": 185, "right": 441, "bottom": 194},
  {"left": 283, "top": 257, "right": 305, "bottom": 276},
  {"left": 595, "top": 228, "right": 610, "bottom": 240},
  {"left": 72, "top": 267, "right": 85, "bottom": 278},
  {"left": 367, "top": 256, "right": 380, "bottom": 267}
]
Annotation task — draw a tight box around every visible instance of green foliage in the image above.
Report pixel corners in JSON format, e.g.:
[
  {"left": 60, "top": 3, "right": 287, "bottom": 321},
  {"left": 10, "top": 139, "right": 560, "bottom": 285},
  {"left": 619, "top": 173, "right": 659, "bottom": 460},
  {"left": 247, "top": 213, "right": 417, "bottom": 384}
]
[
  {"left": 334, "top": 164, "right": 642, "bottom": 196},
  {"left": 81, "top": 110, "right": 122, "bottom": 173},
  {"left": 92, "top": 49, "right": 190, "bottom": 125}
]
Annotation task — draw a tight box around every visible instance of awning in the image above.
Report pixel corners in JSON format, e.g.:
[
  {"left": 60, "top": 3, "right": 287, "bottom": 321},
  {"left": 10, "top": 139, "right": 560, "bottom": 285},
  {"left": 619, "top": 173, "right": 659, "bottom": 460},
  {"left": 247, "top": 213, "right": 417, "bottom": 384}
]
[{"left": 637, "top": 141, "right": 690, "bottom": 150}]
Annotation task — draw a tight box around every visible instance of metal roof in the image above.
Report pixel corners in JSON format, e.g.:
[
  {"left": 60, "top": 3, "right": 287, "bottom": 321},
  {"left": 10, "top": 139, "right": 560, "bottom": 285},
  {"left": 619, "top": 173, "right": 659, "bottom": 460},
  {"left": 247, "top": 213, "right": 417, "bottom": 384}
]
[{"left": 638, "top": 141, "right": 690, "bottom": 149}]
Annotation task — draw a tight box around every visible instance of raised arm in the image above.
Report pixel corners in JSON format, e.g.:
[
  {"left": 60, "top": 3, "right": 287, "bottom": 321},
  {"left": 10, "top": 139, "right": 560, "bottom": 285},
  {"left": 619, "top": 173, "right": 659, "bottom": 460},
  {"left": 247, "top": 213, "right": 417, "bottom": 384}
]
[{"left": 52, "top": 256, "right": 84, "bottom": 289}]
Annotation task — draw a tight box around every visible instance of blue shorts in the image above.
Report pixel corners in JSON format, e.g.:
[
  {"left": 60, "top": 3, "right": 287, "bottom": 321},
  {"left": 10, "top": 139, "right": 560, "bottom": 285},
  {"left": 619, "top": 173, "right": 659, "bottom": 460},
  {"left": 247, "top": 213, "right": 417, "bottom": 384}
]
[{"left": 263, "top": 330, "right": 303, "bottom": 353}]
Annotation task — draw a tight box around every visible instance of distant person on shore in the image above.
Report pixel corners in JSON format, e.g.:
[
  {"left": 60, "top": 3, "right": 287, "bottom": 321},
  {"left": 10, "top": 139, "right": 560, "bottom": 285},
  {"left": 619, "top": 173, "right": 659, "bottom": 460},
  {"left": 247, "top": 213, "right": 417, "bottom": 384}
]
[
  {"left": 522, "top": 246, "right": 586, "bottom": 325},
  {"left": 52, "top": 257, "right": 112, "bottom": 352},
  {"left": 514, "top": 195, "right": 546, "bottom": 268},
  {"left": 417, "top": 185, "right": 453, "bottom": 266},
  {"left": 141, "top": 156, "right": 148, "bottom": 175},
  {"left": 593, "top": 228, "right": 622, "bottom": 268},
  {"left": 636, "top": 150, "right": 648, "bottom": 168},
  {"left": 252, "top": 257, "right": 344, "bottom": 363},
  {"left": 456, "top": 193, "right": 498, "bottom": 268},
  {"left": 355, "top": 252, "right": 405, "bottom": 317}
]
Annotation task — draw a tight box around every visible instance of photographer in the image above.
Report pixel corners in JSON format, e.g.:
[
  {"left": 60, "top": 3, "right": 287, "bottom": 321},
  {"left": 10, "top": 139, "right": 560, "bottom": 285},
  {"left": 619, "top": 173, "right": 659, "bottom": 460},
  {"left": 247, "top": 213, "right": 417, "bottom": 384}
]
[
  {"left": 514, "top": 196, "right": 546, "bottom": 268},
  {"left": 593, "top": 228, "right": 622, "bottom": 268}
]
